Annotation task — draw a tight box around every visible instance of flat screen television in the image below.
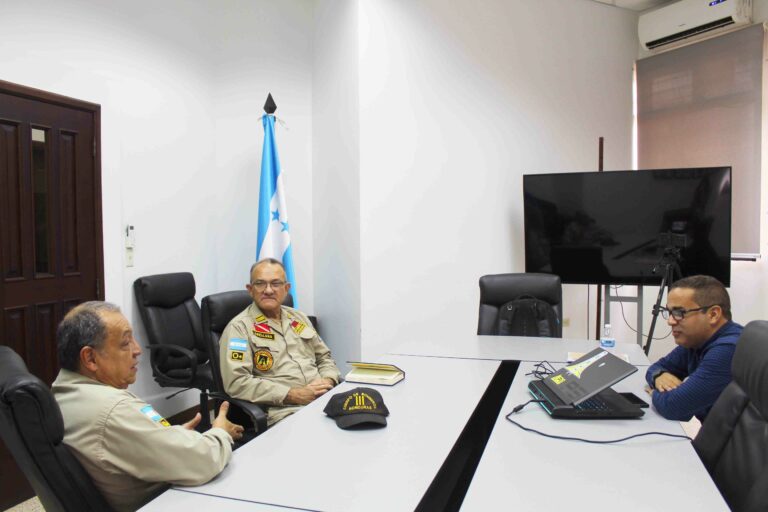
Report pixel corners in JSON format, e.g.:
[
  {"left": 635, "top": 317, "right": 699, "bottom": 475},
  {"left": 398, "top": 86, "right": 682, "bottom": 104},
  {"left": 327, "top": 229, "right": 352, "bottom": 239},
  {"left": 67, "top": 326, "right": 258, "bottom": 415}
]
[{"left": 523, "top": 167, "right": 732, "bottom": 286}]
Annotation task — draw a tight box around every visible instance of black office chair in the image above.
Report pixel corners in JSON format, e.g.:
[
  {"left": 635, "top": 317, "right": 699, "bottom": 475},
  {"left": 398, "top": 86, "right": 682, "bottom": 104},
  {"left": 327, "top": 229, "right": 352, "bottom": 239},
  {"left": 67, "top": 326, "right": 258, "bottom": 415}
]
[
  {"left": 200, "top": 290, "right": 324, "bottom": 438},
  {"left": 692, "top": 320, "right": 768, "bottom": 512},
  {"left": 477, "top": 273, "right": 562, "bottom": 336},
  {"left": 133, "top": 273, "right": 214, "bottom": 429},
  {"left": 0, "top": 346, "right": 113, "bottom": 512},
  {"left": 201, "top": 290, "right": 268, "bottom": 437}
]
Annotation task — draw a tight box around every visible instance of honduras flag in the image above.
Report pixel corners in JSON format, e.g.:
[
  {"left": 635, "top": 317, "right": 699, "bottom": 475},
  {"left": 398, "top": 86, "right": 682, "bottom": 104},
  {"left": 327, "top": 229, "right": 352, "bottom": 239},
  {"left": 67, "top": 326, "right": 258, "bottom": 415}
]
[{"left": 256, "top": 114, "right": 297, "bottom": 302}]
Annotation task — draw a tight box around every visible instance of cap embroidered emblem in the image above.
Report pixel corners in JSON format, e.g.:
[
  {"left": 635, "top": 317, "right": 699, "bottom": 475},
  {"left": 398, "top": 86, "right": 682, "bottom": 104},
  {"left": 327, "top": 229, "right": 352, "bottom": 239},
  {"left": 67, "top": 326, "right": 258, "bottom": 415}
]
[{"left": 343, "top": 391, "right": 377, "bottom": 411}]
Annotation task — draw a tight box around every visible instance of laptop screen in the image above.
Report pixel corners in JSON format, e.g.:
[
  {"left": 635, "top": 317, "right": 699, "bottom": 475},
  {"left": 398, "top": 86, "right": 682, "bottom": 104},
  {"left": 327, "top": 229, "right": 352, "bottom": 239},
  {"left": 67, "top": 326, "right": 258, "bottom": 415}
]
[{"left": 542, "top": 348, "right": 637, "bottom": 405}]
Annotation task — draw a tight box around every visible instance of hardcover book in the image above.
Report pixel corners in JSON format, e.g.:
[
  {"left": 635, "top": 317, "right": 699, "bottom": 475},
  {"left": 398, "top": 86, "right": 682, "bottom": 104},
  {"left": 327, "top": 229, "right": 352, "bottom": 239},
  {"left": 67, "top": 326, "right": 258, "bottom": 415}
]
[{"left": 344, "top": 362, "right": 405, "bottom": 386}]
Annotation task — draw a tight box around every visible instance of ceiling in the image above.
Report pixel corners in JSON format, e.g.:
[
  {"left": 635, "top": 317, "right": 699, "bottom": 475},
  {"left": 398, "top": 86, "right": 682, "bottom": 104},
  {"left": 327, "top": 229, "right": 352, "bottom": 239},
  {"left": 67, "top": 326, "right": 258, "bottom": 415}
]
[{"left": 590, "top": 0, "right": 676, "bottom": 11}]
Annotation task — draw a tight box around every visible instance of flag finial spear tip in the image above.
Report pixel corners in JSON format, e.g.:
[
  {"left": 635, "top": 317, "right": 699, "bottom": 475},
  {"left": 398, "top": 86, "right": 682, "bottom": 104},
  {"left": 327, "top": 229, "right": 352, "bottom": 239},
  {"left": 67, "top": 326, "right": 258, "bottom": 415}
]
[{"left": 264, "top": 93, "right": 277, "bottom": 114}]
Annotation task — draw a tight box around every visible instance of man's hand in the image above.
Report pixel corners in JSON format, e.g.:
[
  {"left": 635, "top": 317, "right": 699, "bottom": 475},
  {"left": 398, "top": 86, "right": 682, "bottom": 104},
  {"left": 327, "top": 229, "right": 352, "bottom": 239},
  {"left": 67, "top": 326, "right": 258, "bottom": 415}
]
[
  {"left": 309, "top": 377, "right": 335, "bottom": 391},
  {"left": 285, "top": 379, "right": 333, "bottom": 405},
  {"left": 182, "top": 413, "right": 202, "bottom": 430},
  {"left": 212, "top": 401, "right": 245, "bottom": 441},
  {"left": 654, "top": 372, "right": 683, "bottom": 392}
]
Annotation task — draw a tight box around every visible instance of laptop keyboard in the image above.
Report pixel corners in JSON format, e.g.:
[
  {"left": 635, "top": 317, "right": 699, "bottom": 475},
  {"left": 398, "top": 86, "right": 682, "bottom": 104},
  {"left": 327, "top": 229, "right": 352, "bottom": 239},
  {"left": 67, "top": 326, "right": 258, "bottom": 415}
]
[{"left": 575, "top": 396, "right": 610, "bottom": 412}]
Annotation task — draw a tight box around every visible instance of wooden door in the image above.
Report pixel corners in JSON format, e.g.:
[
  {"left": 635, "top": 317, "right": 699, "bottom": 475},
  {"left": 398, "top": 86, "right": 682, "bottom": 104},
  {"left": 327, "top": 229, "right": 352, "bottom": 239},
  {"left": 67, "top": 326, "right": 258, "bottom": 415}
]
[{"left": 0, "top": 80, "right": 103, "bottom": 509}]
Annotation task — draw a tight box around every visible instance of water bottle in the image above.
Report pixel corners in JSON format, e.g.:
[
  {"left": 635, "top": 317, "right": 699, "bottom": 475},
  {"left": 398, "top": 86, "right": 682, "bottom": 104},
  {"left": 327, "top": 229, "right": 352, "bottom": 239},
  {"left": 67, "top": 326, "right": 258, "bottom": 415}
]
[{"left": 600, "top": 324, "right": 616, "bottom": 348}]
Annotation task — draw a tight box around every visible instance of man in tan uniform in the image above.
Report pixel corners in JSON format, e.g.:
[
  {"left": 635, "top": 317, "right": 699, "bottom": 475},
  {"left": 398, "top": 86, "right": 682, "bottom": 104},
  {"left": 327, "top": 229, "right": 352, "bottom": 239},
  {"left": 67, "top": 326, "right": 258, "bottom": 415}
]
[
  {"left": 220, "top": 258, "right": 341, "bottom": 426},
  {"left": 52, "top": 301, "right": 244, "bottom": 512}
]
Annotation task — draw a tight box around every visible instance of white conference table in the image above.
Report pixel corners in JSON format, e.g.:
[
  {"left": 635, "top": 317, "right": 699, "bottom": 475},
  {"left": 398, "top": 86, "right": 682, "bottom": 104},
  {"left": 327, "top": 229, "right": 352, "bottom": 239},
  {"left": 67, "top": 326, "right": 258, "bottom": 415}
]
[
  {"left": 141, "top": 336, "right": 725, "bottom": 511},
  {"left": 144, "top": 489, "right": 287, "bottom": 511},
  {"left": 143, "top": 354, "right": 501, "bottom": 512},
  {"left": 388, "top": 333, "right": 649, "bottom": 365},
  {"left": 460, "top": 361, "right": 729, "bottom": 511}
]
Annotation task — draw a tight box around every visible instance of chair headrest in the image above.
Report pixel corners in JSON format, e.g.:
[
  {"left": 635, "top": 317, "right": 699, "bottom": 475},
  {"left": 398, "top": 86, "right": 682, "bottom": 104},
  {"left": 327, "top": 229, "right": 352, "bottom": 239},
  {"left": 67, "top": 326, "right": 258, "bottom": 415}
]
[
  {"left": 479, "top": 273, "right": 562, "bottom": 306},
  {"left": 203, "top": 291, "right": 253, "bottom": 333},
  {"left": 0, "top": 346, "right": 64, "bottom": 443},
  {"left": 732, "top": 320, "right": 768, "bottom": 418},
  {"left": 134, "top": 272, "right": 196, "bottom": 308}
]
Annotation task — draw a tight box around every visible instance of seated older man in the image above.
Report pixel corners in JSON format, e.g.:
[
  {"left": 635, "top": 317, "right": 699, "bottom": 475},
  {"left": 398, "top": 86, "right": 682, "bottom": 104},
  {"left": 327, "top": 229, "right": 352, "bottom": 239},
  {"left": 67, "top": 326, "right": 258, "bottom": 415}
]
[
  {"left": 220, "top": 258, "right": 341, "bottom": 427},
  {"left": 52, "top": 301, "right": 243, "bottom": 511}
]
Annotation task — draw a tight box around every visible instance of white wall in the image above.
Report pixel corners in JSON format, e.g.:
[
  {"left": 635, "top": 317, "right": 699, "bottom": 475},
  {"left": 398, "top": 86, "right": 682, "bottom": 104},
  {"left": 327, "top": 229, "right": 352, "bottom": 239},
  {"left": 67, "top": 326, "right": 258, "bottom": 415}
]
[
  {"left": 312, "top": 0, "right": 362, "bottom": 371},
  {"left": 0, "top": 0, "right": 315, "bottom": 414},
  {"left": 1, "top": 0, "right": 216, "bottom": 414},
  {"left": 211, "top": 0, "right": 315, "bottom": 306},
  {"left": 357, "top": 0, "right": 639, "bottom": 358}
]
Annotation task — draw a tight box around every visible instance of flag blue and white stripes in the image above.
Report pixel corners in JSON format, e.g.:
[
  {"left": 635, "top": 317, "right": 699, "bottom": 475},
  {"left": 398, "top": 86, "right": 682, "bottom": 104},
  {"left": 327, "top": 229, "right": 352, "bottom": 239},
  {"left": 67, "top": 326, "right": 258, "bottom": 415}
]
[{"left": 256, "top": 114, "right": 297, "bottom": 302}]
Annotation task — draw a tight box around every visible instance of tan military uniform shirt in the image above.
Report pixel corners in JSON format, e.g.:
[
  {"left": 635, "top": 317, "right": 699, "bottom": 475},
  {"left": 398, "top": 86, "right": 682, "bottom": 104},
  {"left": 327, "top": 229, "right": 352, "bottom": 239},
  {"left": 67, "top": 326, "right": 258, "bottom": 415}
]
[
  {"left": 220, "top": 303, "right": 341, "bottom": 426},
  {"left": 52, "top": 369, "right": 233, "bottom": 512}
]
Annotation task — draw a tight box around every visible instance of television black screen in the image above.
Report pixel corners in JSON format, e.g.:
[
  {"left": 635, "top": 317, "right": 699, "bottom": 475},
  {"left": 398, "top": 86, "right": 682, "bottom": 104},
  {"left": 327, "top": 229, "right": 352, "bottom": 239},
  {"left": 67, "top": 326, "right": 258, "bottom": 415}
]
[{"left": 523, "top": 167, "right": 732, "bottom": 286}]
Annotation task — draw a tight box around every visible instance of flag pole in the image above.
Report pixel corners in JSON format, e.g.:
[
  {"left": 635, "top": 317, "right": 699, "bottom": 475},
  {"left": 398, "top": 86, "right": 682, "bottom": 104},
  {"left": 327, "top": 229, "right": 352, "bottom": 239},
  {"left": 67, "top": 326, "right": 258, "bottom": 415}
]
[
  {"left": 257, "top": 92, "right": 298, "bottom": 305},
  {"left": 264, "top": 92, "right": 277, "bottom": 114}
]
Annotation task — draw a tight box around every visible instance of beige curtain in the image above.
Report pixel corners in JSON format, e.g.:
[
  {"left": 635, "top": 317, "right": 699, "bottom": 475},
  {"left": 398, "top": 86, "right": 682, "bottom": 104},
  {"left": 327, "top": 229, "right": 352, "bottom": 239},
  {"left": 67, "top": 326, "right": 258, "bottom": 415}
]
[{"left": 637, "top": 23, "right": 764, "bottom": 256}]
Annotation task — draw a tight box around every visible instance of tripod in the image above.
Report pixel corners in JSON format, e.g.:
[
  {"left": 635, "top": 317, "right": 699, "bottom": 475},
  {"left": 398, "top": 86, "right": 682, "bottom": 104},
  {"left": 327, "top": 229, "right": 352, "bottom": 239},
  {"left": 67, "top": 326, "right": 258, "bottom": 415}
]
[{"left": 644, "top": 246, "right": 682, "bottom": 355}]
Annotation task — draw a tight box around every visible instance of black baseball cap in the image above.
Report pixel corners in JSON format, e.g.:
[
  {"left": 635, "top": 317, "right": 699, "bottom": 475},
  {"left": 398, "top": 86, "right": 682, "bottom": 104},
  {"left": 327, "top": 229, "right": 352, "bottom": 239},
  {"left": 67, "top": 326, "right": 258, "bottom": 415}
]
[{"left": 323, "top": 387, "right": 390, "bottom": 429}]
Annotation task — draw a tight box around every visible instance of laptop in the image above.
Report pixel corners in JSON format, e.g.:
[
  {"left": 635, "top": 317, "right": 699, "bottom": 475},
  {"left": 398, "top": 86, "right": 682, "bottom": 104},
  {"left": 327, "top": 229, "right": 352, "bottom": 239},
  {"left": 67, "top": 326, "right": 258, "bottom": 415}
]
[{"left": 528, "top": 348, "right": 645, "bottom": 419}]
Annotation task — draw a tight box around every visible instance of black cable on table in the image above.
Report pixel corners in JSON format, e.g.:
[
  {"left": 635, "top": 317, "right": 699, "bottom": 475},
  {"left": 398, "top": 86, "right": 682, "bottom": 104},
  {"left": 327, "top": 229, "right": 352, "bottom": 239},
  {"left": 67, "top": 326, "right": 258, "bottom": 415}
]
[{"left": 505, "top": 412, "right": 692, "bottom": 444}]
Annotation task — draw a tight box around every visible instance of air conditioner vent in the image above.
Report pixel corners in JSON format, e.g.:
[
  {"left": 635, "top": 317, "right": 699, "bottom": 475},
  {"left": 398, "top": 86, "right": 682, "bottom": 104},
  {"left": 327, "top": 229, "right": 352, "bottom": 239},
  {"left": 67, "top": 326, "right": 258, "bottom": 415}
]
[
  {"left": 646, "top": 17, "right": 735, "bottom": 49},
  {"left": 639, "top": 0, "right": 752, "bottom": 52}
]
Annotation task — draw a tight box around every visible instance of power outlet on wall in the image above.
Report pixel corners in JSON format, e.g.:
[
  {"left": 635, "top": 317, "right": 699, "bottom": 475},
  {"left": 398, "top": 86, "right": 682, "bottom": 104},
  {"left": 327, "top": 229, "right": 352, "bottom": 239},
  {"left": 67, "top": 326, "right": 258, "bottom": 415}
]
[{"left": 125, "top": 225, "right": 135, "bottom": 267}]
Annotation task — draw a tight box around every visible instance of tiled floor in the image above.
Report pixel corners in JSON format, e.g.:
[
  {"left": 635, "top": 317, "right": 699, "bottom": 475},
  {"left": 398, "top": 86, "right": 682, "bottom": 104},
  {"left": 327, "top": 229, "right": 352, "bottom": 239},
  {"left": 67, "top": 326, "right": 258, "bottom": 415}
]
[{"left": 3, "top": 497, "right": 43, "bottom": 512}]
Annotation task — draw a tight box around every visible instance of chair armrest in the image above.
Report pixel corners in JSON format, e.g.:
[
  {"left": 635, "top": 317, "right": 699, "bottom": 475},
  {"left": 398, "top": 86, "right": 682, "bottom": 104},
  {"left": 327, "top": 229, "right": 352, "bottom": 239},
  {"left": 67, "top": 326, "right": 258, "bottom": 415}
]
[
  {"left": 145, "top": 344, "right": 198, "bottom": 383},
  {"left": 229, "top": 398, "right": 268, "bottom": 434},
  {"left": 209, "top": 392, "right": 268, "bottom": 434}
]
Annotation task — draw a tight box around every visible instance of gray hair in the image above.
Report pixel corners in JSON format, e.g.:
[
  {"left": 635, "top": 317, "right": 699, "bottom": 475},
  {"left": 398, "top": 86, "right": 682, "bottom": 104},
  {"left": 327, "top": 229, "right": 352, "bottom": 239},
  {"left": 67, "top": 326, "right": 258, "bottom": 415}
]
[
  {"left": 249, "top": 258, "right": 286, "bottom": 282},
  {"left": 57, "top": 301, "right": 121, "bottom": 371}
]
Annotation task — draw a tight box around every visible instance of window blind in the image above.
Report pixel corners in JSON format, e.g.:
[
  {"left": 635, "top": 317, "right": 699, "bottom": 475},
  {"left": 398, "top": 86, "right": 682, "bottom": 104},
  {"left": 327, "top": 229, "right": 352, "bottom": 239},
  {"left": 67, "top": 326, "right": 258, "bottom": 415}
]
[{"left": 636, "top": 23, "right": 764, "bottom": 256}]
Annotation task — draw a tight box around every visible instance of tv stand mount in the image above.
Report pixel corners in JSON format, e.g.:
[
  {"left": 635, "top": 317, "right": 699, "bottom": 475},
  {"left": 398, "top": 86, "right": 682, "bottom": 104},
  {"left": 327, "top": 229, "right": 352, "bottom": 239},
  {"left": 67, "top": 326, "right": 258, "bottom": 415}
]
[{"left": 602, "top": 285, "right": 644, "bottom": 347}]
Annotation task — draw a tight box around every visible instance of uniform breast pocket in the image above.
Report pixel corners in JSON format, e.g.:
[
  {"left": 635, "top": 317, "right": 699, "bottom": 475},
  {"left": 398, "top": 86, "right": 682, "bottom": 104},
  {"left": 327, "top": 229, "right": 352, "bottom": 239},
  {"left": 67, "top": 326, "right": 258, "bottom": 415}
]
[{"left": 296, "top": 329, "right": 321, "bottom": 360}]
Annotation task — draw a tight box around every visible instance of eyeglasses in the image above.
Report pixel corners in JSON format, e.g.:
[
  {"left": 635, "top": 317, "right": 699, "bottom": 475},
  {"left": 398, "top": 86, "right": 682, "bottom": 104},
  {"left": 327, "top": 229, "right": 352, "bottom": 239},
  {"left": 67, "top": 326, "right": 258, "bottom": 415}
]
[
  {"left": 250, "top": 280, "right": 286, "bottom": 292},
  {"left": 655, "top": 305, "right": 717, "bottom": 321}
]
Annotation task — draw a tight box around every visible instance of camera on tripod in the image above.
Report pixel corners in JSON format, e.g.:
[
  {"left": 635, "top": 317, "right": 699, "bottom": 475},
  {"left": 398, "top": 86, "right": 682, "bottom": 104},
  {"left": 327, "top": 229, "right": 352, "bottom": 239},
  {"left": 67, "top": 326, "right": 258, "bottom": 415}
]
[
  {"left": 645, "top": 231, "right": 690, "bottom": 354},
  {"left": 657, "top": 232, "right": 689, "bottom": 251}
]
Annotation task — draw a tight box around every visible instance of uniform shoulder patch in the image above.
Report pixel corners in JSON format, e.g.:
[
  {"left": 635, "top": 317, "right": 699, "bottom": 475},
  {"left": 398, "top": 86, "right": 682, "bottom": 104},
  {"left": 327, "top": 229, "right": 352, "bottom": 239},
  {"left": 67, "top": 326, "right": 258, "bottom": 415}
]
[
  {"left": 229, "top": 338, "right": 248, "bottom": 351},
  {"left": 252, "top": 322, "right": 275, "bottom": 340},
  {"left": 290, "top": 319, "right": 307, "bottom": 336},
  {"left": 140, "top": 405, "right": 171, "bottom": 427},
  {"left": 229, "top": 338, "right": 247, "bottom": 361}
]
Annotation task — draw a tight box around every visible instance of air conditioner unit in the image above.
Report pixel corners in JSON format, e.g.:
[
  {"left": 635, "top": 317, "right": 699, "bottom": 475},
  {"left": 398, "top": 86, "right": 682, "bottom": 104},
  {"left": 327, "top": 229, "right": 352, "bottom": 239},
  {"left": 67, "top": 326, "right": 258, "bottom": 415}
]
[{"left": 639, "top": 0, "right": 752, "bottom": 52}]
